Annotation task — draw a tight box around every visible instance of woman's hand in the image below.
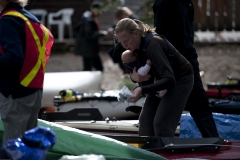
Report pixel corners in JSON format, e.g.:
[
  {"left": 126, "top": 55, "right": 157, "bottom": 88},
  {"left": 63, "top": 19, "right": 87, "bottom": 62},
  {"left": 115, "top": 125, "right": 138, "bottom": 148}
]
[
  {"left": 131, "top": 67, "right": 151, "bottom": 82},
  {"left": 127, "top": 87, "right": 142, "bottom": 103}
]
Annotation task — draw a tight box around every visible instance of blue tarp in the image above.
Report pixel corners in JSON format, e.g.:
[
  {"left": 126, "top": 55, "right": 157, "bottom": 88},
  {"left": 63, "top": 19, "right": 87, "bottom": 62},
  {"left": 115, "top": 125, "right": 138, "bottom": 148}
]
[{"left": 180, "top": 113, "right": 240, "bottom": 140}]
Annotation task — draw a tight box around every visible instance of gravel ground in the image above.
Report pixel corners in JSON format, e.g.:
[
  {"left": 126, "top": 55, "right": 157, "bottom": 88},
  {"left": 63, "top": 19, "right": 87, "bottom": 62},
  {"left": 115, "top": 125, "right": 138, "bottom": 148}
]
[{"left": 46, "top": 44, "right": 240, "bottom": 90}]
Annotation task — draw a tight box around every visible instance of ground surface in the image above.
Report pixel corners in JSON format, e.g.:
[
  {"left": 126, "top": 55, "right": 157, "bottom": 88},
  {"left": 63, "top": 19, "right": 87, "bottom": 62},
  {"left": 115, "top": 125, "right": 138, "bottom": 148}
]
[{"left": 46, "top": 44, "right": 240, "bottom": 90}]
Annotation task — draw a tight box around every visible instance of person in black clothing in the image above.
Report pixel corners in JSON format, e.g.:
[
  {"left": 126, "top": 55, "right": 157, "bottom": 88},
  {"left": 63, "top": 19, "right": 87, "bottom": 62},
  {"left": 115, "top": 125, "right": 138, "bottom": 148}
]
[
  {"left": 74, "top": 1, "right": 108, "bottom": 72},
  {"left": 115, "top": 18, "right": 194, "bottom": 137},
  {"left": 121, "top": 50, "right": 168, "bottom": 98},
  {"left": 152, "top": 0, "right": 219, "bottom": 137},
  {"left": 108, "top": 6, "right": 139, "bottom": 74}
]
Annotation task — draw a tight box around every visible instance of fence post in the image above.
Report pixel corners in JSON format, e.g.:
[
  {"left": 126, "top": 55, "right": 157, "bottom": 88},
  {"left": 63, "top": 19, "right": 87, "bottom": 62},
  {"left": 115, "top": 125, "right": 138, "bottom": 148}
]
[{"left": 235, "top": 0, "right": 240, "bottom": 30}]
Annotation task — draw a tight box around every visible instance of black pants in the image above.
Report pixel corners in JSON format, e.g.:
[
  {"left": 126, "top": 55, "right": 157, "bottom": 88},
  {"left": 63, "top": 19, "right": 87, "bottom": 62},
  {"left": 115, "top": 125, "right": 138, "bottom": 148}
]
[
  {"left": 83, "top": 55, "right": 103, "bottom": 72},
  {"left": 185, "top": 55, "right": 219, "bottom": 137},
  {"left": 139, "top": 74, "right": 194, "bottom": 137}
]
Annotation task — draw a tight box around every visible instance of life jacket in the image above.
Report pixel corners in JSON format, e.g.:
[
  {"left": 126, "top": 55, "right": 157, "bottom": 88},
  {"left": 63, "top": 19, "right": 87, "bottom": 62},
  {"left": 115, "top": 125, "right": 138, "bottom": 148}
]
[
  {"left": 0, "top": 10, "right": 54, "bottom": 88},
  {"left": 141, "top": 32, "right": 175, "bottom": 70}
]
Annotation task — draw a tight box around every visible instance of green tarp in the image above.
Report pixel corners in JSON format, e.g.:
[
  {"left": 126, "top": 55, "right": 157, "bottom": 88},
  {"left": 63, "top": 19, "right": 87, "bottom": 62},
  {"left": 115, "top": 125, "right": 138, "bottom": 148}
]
[{"left": 0, "top": 119, "right": 166, "bottom": 160}]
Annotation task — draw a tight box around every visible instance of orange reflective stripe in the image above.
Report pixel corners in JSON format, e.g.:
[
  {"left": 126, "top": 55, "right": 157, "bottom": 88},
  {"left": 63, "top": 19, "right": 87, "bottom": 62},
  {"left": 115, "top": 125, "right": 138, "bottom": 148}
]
[{"left": 4, "top": 11, "right": 49, "bottom": 86}]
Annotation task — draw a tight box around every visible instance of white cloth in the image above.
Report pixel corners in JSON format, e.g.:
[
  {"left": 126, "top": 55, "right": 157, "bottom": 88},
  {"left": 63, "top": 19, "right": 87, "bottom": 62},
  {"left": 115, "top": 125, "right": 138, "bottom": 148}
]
[
  {"left": 138, "top": 64, "right": 151, "bottom": 76},
  {"left": 157, "top": 89, "right": 168, "bottom": 98}
]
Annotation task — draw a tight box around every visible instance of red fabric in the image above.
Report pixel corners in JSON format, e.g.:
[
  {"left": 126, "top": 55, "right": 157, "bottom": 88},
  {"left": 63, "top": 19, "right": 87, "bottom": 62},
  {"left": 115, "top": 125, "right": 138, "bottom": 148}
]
[
  {"left": 19, "top": 21, "right": 54, "bottom": 88},
  {"left": 1, "top": 10, "right": 54, "bottom": 88},
  {"left": 19, "top": 21, "right": 40, "bottom": 87},
  {"left": 206, "top": 89, "right": 240, "bottom": 98},
  {"left": 0, "top": 46, "right": 3, "bottom": 54}
]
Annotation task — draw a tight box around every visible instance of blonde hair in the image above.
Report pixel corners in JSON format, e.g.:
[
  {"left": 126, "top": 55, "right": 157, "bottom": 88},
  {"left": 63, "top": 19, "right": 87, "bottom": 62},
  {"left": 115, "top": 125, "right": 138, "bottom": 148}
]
[
  {"left": 0, "top": 0, "right": 28, "bottom": 7},
  {"left": 114, "top": 7, "right": 133, "bottom": 20},
  {"left": 115, "top": 18, "right": 155, "bottom": 37}
]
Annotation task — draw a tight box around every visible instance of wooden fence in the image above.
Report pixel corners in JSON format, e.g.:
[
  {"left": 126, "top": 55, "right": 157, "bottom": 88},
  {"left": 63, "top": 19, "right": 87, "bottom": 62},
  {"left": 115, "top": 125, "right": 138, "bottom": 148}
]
[
  {"left": 193, "top": 0, "right": 240, "bottom": 31},
  {"left": 26, "top": 0, "right": 240, "bottom": 44}
]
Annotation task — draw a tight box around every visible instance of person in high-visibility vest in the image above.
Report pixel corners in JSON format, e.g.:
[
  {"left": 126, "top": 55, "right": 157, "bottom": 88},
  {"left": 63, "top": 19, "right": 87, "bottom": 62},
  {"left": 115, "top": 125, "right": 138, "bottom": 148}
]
[{"left": 0, "top": 0, "right": 54, "bottom": 143}]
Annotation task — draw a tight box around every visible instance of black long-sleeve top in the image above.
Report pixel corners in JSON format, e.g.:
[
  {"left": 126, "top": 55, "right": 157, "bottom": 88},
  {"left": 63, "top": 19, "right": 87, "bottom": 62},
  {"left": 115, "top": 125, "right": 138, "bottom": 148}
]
[
  {"left": 152, "top": 0, "right": 195, "bottom": 60},
  {"left": 74, "top": 11, "right": 105, "bottom": 58},
  {"left": 140, "top": 35, "right": 193, "bottom": 95}
]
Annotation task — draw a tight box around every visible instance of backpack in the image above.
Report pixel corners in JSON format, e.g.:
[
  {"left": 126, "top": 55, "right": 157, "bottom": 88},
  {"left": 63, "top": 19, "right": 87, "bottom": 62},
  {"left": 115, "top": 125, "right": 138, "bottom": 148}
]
[{"left": 141, "top": 32, "right": 175, "bottom": 70}]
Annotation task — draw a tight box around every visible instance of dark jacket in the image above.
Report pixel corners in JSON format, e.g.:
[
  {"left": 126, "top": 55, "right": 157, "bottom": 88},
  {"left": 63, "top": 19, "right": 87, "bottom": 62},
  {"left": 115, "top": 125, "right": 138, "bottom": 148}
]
[
  {"left": 152, "top": 0, "right": 195, "bottom": 61},
  {"left": 74, "top": 11, "right": 105, "bottom": 58},
  {"left": 108, "top": 14, "right": 139, "bottom": 62},
  {"left": 130, "top": 34, "right": 193, "bottom": 95},
  {"left": 0, "top": 2, "right": 40, "bottom": 98}
]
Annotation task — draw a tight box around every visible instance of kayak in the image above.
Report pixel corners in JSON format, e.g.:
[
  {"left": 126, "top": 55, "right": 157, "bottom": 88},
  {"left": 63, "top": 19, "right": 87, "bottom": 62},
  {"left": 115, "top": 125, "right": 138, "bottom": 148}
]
[
  {"left": 41, "top": 119, "right": 240, "bottom": 159},
  {"left": 0, "top": 119, "right": 166, "bottom": 160},
  {"left": 207, "top": 82, "right": 240, "bottom": 90},
  {"left": 38, "top": 119, "right": 166, "bottom": 160},
  {"left": 207, "top": 75, "right": 240, "bottom": 90},
  {"left": 52, "top": 114, "right": 240, "bottom": 159},
  {"left": 209, "top": 99, "right": 240, "bottom": 114},
  {"left": 55, "top": 119, "right": 180, "bottom": 137},
  {"left": 37, "top": 111, "right": 240, "bottom": 160},
  {"left": 39, "top": 119, "right": 240, "bottom": 160},
  {"left": 43, "top": 71, "right": 103, "bottom": 107},
  {"left": 50, "top": 90, "right": 145, "bottom": 120},
  {"left": 206, "top": 89, "right": 240, "bottom": 99},
  {"left": 103, "top": 135, "right": 240, "bottom": 159},
  {"left": 40, "top": 87, "right": 240, "bottom": 122}
]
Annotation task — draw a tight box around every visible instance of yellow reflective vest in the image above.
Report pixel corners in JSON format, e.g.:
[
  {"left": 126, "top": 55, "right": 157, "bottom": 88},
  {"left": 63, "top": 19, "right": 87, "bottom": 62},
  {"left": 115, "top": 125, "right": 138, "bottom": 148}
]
[{"left": 1, "top": 10, "right": 54, "bottom": 88}]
